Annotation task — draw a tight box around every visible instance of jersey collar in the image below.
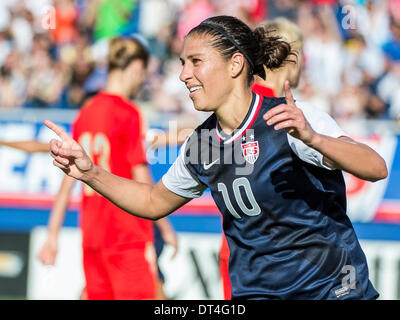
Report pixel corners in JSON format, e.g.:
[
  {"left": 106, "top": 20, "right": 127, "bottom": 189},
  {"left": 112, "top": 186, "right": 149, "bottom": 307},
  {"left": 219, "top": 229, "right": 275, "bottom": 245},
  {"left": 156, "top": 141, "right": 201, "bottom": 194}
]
[{"left": 215, "top": 92, "right": 263, "bottom": 144}]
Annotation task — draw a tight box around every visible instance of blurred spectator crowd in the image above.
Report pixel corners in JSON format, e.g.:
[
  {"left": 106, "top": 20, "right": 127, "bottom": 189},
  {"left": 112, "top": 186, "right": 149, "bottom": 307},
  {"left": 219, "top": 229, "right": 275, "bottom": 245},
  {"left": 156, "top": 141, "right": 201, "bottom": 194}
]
[{"left": 0, "top": 0, "right": 399, "bottom": 123}]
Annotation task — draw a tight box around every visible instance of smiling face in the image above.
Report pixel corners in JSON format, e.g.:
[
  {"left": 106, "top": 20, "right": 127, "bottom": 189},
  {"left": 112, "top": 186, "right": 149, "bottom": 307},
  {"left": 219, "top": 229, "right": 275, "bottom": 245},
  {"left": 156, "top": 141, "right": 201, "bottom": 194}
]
[{"left": 179, "top": 34, "right": 234, "bottom": 112}]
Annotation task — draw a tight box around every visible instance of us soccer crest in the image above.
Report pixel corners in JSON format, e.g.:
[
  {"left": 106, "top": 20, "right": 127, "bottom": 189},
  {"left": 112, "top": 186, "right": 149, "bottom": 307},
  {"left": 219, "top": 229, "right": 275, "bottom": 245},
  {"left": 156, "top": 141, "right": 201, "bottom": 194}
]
[{"left": 241, "top": 141, "right": 259, "bottom": 164}]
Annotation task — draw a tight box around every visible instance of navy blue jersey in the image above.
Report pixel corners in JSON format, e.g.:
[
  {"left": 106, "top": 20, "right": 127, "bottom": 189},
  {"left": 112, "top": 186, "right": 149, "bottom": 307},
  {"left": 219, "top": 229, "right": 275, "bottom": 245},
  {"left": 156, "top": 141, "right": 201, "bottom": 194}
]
[{"left": 163, "top": 92, "right": 379, "bottom": 300}]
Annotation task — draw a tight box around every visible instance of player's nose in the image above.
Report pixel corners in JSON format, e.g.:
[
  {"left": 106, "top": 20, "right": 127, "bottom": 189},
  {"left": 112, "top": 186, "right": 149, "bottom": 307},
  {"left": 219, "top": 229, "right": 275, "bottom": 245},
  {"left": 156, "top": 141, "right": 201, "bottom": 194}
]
[{"left": 179, "top": 63, "right": 193, "bottom": 84}]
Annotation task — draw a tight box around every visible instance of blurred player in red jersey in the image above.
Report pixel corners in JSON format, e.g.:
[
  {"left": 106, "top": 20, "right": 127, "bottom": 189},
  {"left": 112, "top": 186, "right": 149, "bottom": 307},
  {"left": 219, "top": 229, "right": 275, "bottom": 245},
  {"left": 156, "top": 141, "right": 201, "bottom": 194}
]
[
  {"left": 0, "top": 97, "right": 181, "bottom": 300},
  {"left": 37, "top": 35, "right": 177, "bottom": 300},
  {"left": 0, "top": 127, "right": 179, "bottom": 300},
  {"left": 219, "top": 17, "right": 304, "bottom": 299}
]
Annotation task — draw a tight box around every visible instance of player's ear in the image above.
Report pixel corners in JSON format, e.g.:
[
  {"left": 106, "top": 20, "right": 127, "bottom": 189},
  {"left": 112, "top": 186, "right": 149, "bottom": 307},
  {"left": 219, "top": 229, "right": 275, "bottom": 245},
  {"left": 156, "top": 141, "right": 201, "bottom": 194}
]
[
  {"left": 125, "top": 60, "right": 144, "bottom": 83},
  {"left": 128, "top": 59, "right": 140, "bottom": 73},
  {"left": 230, "top": 52, "right": 245, "bottom": 78}
]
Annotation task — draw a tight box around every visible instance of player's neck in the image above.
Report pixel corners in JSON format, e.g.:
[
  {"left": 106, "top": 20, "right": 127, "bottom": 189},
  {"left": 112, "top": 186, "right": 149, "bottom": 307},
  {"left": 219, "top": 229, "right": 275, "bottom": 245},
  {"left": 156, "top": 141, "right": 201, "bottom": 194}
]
[
  {"left": 215, "top": 87, "right": 253, "bottom": 136},
  {"left": 104, "top": 73, "right": 132, "bottom": 99}
]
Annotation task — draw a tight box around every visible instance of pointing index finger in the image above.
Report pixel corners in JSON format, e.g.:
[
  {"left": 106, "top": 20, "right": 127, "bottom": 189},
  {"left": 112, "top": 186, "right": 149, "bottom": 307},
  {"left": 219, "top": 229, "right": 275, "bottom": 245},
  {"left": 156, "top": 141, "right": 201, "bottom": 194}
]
[{"left": 44, "top": 120, "right": 70, "bottom": 141}]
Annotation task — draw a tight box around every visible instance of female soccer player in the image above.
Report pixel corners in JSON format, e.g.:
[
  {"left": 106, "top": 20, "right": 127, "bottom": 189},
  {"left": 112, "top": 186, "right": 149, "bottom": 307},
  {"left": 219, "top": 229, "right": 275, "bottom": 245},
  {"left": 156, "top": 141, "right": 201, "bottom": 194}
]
[
  {"left": 45, "top": 16, "right": 387, "bottom": 299},
  {"left": 219, "top": 16, "right": 306, "bottom": 300}
]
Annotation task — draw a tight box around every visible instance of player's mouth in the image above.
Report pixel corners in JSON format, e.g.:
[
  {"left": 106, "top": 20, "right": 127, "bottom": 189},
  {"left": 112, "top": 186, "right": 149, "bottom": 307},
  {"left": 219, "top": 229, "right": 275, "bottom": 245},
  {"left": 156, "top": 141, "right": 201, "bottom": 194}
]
[{"left": 188, "top": 85, "right": 203, "bottom": 98}]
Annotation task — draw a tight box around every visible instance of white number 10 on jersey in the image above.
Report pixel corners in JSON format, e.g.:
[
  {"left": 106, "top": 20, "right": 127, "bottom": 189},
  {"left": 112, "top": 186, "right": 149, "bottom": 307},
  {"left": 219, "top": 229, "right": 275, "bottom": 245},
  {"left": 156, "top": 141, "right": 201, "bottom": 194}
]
[{"left": 217, "top": 177, "right": 261, "bottom": 219}]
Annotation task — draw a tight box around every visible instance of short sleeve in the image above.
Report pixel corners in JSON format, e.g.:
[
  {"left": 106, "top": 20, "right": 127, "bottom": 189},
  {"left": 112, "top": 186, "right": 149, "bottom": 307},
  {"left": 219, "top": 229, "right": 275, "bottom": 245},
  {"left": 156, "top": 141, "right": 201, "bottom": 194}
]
[
  {"left": 126, "top": 110, "right": 147, "bottom": 167},
  {"left": 162, "top": 138, "right": 207, "bottom": 199},
  {"left": 287, "top": 101, "right": 348, "bottom": 170}
]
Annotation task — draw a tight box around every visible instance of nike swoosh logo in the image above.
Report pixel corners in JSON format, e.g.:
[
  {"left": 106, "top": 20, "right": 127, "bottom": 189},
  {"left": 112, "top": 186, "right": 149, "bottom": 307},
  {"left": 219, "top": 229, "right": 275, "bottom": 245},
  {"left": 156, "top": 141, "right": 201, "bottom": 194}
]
[{"left": 203, "top": 158, "right": 220, "bottom": 170}]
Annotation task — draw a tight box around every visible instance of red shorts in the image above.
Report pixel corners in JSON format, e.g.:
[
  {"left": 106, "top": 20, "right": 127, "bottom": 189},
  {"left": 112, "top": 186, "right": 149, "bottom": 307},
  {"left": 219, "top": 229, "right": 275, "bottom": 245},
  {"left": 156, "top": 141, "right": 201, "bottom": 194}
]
[{"left": 83, "top": 243, "right": 157, "bottom": 300}]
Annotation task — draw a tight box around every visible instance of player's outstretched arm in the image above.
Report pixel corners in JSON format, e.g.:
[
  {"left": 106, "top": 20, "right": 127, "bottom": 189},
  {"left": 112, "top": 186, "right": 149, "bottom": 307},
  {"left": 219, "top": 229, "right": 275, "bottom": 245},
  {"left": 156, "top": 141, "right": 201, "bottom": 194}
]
[
  {"left": 263, "top": 81, "right": 388, "bottom": 182},
  {"left": 44, "top": 120, "right": 191, "bottom": 220},
  {"left": 38, "top": 175, "right": 75, "bottom": 266},
  {"left": 0, "top": 140, "right": 50, "bottom": 153}
]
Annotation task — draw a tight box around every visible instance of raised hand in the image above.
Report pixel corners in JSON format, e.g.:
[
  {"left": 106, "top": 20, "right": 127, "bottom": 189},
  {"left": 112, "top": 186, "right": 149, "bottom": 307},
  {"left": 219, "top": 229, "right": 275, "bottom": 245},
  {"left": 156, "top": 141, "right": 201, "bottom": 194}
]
[
  {"left": 262, "top": 81, "right": 316, "bottom": 145},
  {"left": 44, "top": 120, "right": 93, "bottom": 180}
]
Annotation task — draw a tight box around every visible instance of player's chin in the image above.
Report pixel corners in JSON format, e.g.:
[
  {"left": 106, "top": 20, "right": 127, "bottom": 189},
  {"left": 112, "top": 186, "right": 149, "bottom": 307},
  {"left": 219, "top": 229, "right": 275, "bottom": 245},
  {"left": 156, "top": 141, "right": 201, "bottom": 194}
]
[
  {"left": 192, "top": 100, "right": 213, "bottom": 112},
  {"left": 192, "top": 102, "right": 204, "bottom": 111}
]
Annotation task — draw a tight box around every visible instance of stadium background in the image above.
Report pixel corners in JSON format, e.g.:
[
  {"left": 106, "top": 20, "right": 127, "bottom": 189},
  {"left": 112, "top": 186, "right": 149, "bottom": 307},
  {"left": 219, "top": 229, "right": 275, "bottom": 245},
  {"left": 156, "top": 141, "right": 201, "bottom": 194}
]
[{"left": 0, "top": 0, "right": 399, "bottom": 299}]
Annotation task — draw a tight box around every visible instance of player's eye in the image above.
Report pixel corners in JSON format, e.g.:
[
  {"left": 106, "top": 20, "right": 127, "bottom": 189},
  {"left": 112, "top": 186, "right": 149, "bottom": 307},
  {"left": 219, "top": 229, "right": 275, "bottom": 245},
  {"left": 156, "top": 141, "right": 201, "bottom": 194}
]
[{"left": 192, "top": 58, "right": 201, "bottom": 65}]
